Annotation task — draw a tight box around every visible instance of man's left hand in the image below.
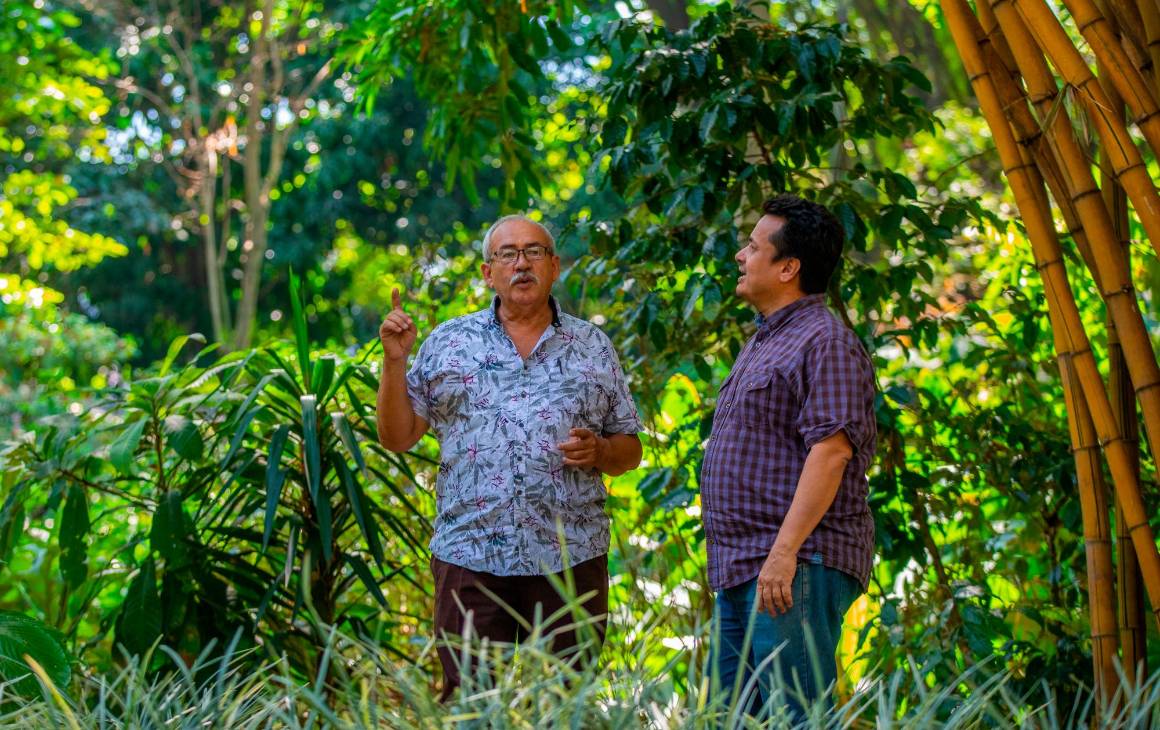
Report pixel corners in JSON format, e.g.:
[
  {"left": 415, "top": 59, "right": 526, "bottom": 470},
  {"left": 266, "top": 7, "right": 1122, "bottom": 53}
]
[
  {"left": 756, "top": 545, "right": 797, "bottom": 615},
  {"left": 558, "top": 427, "right": 606, "bottom": 469}
]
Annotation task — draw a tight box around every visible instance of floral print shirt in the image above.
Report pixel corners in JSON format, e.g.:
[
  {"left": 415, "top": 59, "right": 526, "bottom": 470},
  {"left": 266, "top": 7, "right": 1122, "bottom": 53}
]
[{"left": 406, "top": 297, "right": 642, "bottom": 576}]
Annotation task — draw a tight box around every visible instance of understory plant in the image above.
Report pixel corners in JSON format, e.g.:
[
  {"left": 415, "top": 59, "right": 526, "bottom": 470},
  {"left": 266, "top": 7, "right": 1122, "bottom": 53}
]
[{"left": 0, "top": 273, "right": 433, "bottom": 678}]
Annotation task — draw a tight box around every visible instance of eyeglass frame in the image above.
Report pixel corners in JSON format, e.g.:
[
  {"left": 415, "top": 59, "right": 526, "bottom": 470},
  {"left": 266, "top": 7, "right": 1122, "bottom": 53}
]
[{"left": 489, "top": 244, "right": 556, "bottom": 265}]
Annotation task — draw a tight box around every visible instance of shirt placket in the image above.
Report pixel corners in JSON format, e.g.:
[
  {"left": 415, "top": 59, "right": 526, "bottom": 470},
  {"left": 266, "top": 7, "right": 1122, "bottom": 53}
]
[{"left": 507, "top": 324, "right": 559, "bottom": 570}]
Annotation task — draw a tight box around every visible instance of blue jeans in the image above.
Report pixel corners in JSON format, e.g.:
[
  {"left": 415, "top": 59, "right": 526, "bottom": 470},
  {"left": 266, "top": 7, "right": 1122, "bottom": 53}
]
[{"left": 711, "top": 558, "right": 861, "bottom": 724}]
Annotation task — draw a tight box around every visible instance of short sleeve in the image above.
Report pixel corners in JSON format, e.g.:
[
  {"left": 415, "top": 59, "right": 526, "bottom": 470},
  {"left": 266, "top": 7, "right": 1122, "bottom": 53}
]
[
  {"left": 600, "top": 339, "right": 644, "bottom": 436},
  {"left": 796, "top": 338, "right": 875, "bottom": 453},
  {"left": 405, "top": 337, "right": 433, "bottom": 424}
]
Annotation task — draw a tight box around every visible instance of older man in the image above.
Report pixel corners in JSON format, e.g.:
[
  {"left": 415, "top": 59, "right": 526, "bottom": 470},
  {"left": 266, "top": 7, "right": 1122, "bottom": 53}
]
[
  {"left": 701, "top": 195, "right": 876, "bottom": 720},
  {"left": 376, "top": 214, "right": 642, "bottom": 699}
]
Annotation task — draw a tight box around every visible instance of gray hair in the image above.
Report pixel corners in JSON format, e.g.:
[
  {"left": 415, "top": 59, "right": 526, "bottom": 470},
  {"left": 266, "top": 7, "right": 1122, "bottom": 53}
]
[{"left": 480, "top": 214, "right": 555, "bottom": 262}]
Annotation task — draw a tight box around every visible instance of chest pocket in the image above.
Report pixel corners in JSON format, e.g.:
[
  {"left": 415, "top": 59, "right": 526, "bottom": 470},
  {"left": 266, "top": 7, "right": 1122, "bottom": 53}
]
[{"left": 734, "top": 369, "right": 788, "bottom": 431}]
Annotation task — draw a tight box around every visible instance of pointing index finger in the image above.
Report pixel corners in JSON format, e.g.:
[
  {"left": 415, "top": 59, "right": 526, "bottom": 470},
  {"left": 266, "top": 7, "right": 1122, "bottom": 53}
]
[{"left": 391, "top": 287, "right": 403, "bottom": 312}]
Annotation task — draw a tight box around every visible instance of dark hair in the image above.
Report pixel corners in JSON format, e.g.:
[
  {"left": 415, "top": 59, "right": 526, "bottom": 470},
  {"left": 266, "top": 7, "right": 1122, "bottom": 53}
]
[{"left": 761, "top": 195, "right": 845, "bottom": 295}]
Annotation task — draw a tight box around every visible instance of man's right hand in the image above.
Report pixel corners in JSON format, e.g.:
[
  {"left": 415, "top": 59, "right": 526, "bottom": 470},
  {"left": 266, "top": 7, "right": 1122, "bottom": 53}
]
[{"left": 379, "top": 288, "right": 417, "bottom": 362}]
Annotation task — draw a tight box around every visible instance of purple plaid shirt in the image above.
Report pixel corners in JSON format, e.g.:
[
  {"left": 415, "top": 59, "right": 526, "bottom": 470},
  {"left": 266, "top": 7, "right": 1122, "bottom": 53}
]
[{"left": 701, "top": 294, "right": 876, "bottom": 591}]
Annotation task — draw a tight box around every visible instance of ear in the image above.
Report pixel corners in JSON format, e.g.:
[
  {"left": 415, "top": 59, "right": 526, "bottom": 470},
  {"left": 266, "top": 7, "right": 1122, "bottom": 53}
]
[
  {"left": 778, "top": 257, "right": 801, "bottom": 283},
  {"left": 481, "top": 262, "right": 494, "bottom": 287}
]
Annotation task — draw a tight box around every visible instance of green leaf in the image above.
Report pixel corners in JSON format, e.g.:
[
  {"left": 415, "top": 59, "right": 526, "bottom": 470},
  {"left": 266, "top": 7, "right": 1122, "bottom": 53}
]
[
  {"left": 637, "top": 468, "right": 674, "bottom": 502},
  {"left": 699, "top": 106, "right": 719, "bottom": 143},
  {"left": 263, "top": 424, "right": 292, "bottom": 553},
  {"left": 151, "top": 490, "right": 190, "bottom": 568},
  {"left": 682, "top": 277, "right": 704, "bottom": 321},
  {"left": 546, "top": 21, "right": 572, "bottom": 51},
  {"left": 0, "top": 611, "right": 71, "bottom": 697},
  {"left": 345, "top": 554, "right": 388, "bottom": 609},
  {"left": 158, "top": 333, "right": 206, "bottom": 376},
  {"left": 687, "top": 186, "right": 705, "bottom": 216},
  {"left": 331, "top": 412, "right": 368, "bottom": 478},
  {"left": 341, "top": 462, "right": 383, "bottom": 569},
  {"left": 1022, "top": 316, "right": 1040, "bottom": 350},
  {"left": 311, "top": 356, "right": 337, "bottom": 400},
  {"left": 59, "top": 484, "right": 90, "bottom": 588},
  {"left": 222, "top": 407, "right": 262, "bottom": 468},
  {"left": 115, "top": 557, "right": 162, "bottom": 657},
  {"left": 288, "top": 270, "right": 312, "bottom": 391},
  {"left": 109, "top": 418, "right": 148, "bottom": 475},
  {"left": 694, "top": 354, "right": 713, "bottom": 382},
  {"left": 301, "top": 396, "right": 322, "bottom": 503},
  {"left": 702, "top": 280, "right": 723, "bottom": 320},
  {"left": 316, "top": 486, "right": 333, "bottom": 565},
  {"left": 0, "top": 482, "right": 29, "bottom": 564},
  {"left": 164, "top": 415, "right": 203, "bottom": 461}
]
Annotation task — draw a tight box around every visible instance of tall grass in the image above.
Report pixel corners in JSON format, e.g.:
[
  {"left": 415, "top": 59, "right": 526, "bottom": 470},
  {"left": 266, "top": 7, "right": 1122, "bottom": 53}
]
[{"left": 4, "top": 610, "right": 1158, "bottom": 729}]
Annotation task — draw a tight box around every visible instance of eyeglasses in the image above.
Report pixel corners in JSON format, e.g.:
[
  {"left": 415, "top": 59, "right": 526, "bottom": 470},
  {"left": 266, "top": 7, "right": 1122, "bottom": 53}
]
[{"left": 491, "top": 245, "right": 554, "bottom": 264}]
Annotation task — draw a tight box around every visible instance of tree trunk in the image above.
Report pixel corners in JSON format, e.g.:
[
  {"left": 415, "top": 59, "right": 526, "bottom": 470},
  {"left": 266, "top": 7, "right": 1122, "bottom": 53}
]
[{"left": 200, "top": 152, "right": 228, "bottom": 344}]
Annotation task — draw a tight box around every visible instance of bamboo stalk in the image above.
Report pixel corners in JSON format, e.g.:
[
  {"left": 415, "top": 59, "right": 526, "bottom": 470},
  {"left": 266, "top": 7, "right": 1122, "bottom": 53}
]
[
  {"left": 942, "top": 0, "right": 1160, "bottom": 635},
  {"left": 1041, "top": 0, "right": 1160, "bottom": 154},
  {"left": 1097, "top": 43, "right": 1149, "bottom": 683},
  {"left": 974, "top": 0, "right": 1018, "bottom": 77},
  {"left": 1057, "top": 329, "right": 1120, "bottom": 704},
  {"left": 1137, "top": 0, "right": 1160, "bottom": 99},
  {"left": 1106, "top": 0, "right": 1148, "bottom": 54},
  {"left": 970, "top": 10, "right": 1121, "bottom": 699},
  {"left": 1003, "top": 0, "right": 1160, "bottom": 262},
  {"left": 974, "top": 6, "right": 1102, "bottom": 273},
  {"left": 985, "top": 2, "right": 1160, "bottom": 480},
  {"left": 1095, "top": 24, "right": 1137, "bottom": 696}
]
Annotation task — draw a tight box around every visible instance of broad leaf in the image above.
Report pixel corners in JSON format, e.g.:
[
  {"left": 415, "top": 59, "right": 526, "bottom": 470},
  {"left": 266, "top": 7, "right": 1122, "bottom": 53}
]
[
  {"left": 164, "top": 414, "right": 204, "bottom": 461},
  {"left": 151, "top": 490, "right": 190, "bottom": 568},
  {"left": 115, "top": 557, "right": 162, "bottom": 657},
  {"left": 108, "top": 418, "right": 148, "bottom": 475},
  {"left": 0, "top": 611, "right": 71, "bottom": 697},
  {"left": 59, "top": 484, "right": 90, "bottom": 588}
]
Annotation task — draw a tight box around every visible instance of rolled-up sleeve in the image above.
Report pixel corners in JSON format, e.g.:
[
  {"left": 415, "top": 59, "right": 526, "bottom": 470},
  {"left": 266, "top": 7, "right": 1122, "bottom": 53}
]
[
  {"left": 601, "top": 346, "right": 643, "bottom": 436},
  {"left": 796, "top": 338, "right": 875, "bottom": 453}
]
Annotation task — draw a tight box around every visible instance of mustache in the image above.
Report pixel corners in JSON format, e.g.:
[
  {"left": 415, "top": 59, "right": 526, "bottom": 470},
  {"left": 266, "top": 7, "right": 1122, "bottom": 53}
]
[{"left": 509, "top": 272, "right": 539, "bottom": 285}]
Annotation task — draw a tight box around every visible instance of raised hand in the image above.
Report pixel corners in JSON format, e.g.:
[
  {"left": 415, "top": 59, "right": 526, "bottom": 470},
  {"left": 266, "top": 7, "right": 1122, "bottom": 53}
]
[{"left": 379, "top": 288, "right": 417, "bottom": 361}]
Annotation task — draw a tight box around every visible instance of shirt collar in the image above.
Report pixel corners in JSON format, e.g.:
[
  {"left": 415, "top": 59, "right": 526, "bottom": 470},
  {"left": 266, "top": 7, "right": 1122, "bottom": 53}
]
[
  {"left": 491, "top": 295, "right": 562, "bottom": 329},
  {"left": 754, "top": 293, "right": 825, "bottom": 337}
]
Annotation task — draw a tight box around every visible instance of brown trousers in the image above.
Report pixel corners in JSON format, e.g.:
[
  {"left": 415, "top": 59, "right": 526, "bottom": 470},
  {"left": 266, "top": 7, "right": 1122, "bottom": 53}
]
[{"left": 431, "top": 554, "right": 609, "bottom": 700}]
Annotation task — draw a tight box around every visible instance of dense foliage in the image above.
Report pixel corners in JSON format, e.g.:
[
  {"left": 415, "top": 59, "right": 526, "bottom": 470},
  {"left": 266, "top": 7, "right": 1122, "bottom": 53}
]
[{"left": 1, "top": 0, "right": 1156, "bottom": 723}]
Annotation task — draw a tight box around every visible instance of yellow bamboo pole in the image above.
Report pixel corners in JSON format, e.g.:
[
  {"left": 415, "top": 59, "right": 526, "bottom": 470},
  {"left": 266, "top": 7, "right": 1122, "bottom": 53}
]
[
  {"left": 968, "top": 10, "right": 1121, "bottom": 699},
  {"left": 1136, "top": 0, "right": 1160, "bottom": 99},
  {"left": 1096, "top": 32, "right": 1149, "bottom": 681},
  {"left": 975, "top": 5, "right": 1103, "bottom": 274},
  {"left": 1045, "top": 0, "right": 1160, "bottom": 153},
  {"left": 975, "top": 0, "right": 1018, "bottom": 78},
  {"left": 943, "top": 0, "right": 1160, "bottom": 635},
  {"left": 1106, "top": 0, "right": 1148, "bottom": 54},
  {"left": 1004, "top": 0, "right": 1160, "bottom": 261},
  {"left": 1057, "top": 328, "right": 1120, "bottom": 704},
  {"left": 985, "top": 2, "right": 1160, "bottom": 487},
  {"left": 1094, "top": 14, "right": 1140, "bottom": 693}
]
